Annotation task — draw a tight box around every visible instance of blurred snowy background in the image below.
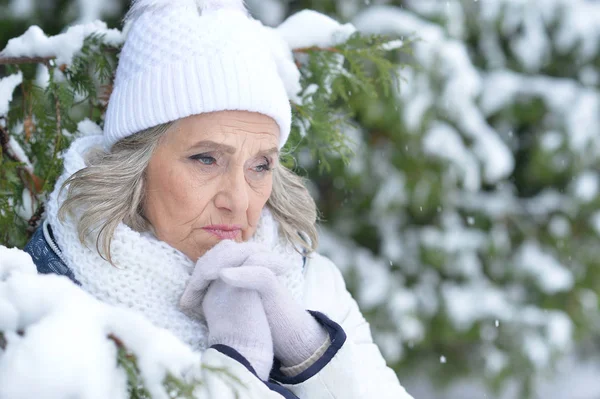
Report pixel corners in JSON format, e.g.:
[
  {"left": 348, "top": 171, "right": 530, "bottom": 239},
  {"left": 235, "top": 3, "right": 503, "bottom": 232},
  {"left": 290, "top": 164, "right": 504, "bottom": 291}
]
[{"left": 1, "top": 0, "right": 600, "bottom": 398}]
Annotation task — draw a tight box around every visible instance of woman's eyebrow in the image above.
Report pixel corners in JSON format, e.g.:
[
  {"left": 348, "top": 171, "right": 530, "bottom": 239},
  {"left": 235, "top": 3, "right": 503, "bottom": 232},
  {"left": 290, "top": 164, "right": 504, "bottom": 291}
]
[
  {"left": 256, "top": 147, "right": 279, "bottom": 158},
  {"left": 188, "top": 141, "right": 278, "bottom": 158},
  {"left": 188, "top": 140, "right": 236, "bottom": 154}
]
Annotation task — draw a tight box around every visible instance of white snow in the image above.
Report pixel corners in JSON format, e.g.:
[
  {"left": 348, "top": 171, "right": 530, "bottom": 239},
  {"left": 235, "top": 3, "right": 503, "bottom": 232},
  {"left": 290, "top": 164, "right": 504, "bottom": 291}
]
[
  {"left": 318, "top": 228, "right": 424, "bottom": 358},
  {"left": 381, "top": 39, "right": 404, "bottom": 51},
  {"left": 592, "top": 212, "right": 600, "bottom": 236},
  {"left": 0, "top": 245, "right": 203, "bottom": 399},
  {"left": 423, "top": 122, "right": 481, "bottom": 191},
  {"left": 353, "top": 5, "right": 515, "bottom": 184},
  {"left": 14, "top": 188, "right": 36, "bottom": 221},
  {"left": 540, "top": 131, "right": 563, "bottom": 152},
  {"left": 484, "top": 346, "right": 509, "bottom": 375},
  {"left": 523, "top": 333, "right": 551, "bottom": 369},
  {"left": 372, "top": 170, "right": 407, "bottom": 210},
  {"left": 548, "top": 0, "right": 600, "bottom": 61},
  {"left": 354, "top": 249, "right": 393, "bottom": 310},
  {"left": 34, "top": 63, "right": 51, "bottom": 89},
  {"left": 509, "top": 3, "right": 550, "bottom": 72},
  {"left": 276, "top": 10, "right": 357, "bottom": 49},
  {"left": 420, "top": 224, "right": 487, "bottom": 254},
  {"left": 477, "top": 0, "right": 600, "bottom": 65},
  {"left": 572, "top": 171, "right": 599, "bottom": 202},
  {"left": 442, "top": 281, "right": 512, "bottom": 331},
  {"left": 515, "top": 241, "right": 574, "bottom": 294},
  {"left": 379, "top": 216, "right": 405, "bottom": 261},
  {"left": 405, "top": 353, "right": 600, "bottom": 399},
  {"left": 374, "top": 331, "right": 404, "bottom": 364},
  {"left": 77, "top": 118, "right": 103, "bottom": 136},
  {"left": 0, "top": 246, "right": 37, "bottom": 280},
  {"left": 75, "top": 0, "right": 121, "bottom": 24},
  {"left": 397, "top": 70, "right": 433, "bottom": 132},
  {"left": 247, "top": 0, "right": 286, "bottom": 26},
  {"left": 7, "top": 136, "right": 33, "bottom": 173},
  {"left": 546, "top": 311, "right": 573, "bottom": 351},
  {"left": 8, "top": 0, "right": 34, "bottom": 18},
  {"left": 1, "top": 21, "right": 123, "bottom": 66},
  {"left": 481, "top": 70, "right": 600, "bottom": 154},
  {"left": 548, "top": 215, "right": 571, "bottom": 238},
  {"left": 0, "top": 72, "right": 23, "bottom": 118}
]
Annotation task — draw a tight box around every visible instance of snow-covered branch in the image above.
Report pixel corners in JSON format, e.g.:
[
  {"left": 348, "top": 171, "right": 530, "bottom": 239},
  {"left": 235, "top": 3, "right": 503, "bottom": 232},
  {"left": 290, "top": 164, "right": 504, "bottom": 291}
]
[
  {"left": 0, "top": 245, "right": 237, "bottom": 399},
  {"left": 0, "top": 56, "right": 55, "bottom": 65}
]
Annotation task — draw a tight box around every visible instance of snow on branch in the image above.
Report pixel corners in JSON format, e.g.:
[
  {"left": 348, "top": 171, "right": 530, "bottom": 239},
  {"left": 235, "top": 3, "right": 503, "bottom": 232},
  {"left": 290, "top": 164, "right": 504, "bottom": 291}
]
[
  {"left": 276, "top": 9, "right": 356, "bottom": 49},
  {"left": 0, "top": 245, "right": 210, "bottom": 399},
  {"left": 0, "top": 21, "right": 123, "bottom": 66},
  {"left": 0, "top": 56, "right": 55, "bottom": 65},
  {"left": 0, "top": 72, "right": 22, "bottom": 118}
]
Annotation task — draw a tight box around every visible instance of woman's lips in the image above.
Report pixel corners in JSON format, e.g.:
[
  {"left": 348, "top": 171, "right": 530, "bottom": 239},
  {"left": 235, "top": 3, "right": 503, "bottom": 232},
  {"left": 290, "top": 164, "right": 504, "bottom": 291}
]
[{"left": 202, "top": 225, "right": 242, "bottom": 240}]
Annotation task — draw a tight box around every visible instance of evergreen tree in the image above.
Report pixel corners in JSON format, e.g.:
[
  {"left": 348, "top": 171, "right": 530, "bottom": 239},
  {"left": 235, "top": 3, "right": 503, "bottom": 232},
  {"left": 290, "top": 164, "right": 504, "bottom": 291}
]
[
  {"left": 251, "top": 0, "right": 600, "bottom": 396},
  {"left": 1, "top": 0, "right": 599, "bottom": 397}
]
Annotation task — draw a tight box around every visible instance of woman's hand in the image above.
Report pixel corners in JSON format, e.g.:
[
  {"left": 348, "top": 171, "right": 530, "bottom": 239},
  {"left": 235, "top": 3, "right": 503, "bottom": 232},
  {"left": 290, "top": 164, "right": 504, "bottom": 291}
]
[
  {"left": 202, "top": 278, "right": 274, "bottom": 381},
  {"left": 220, "top": 265, "right": 329, "bottom": 369},
  {"left": 181, "top": 240, "right": 328, "bottom": 369},
  {"left": 180, "top": 240, "right": 271, "bottom": 319}
]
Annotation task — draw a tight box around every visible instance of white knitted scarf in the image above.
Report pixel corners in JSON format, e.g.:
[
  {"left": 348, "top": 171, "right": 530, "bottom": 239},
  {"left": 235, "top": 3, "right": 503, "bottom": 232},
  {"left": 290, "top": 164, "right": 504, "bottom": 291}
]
[{"left": 46, "top": 135, "right": 305, "bottom": 351}]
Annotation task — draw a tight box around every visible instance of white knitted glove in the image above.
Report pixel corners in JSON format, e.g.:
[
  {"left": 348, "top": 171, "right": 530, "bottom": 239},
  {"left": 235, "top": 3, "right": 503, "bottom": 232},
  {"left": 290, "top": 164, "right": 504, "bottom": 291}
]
[
  {"left": 202, "top": 278, "right": 274, "bottom": 380},
  {"left": 179, "top": 240, "right": 269, "bottom": 320},
  {"left": 220, "top": 265, "right": 329, "bottom": 368}
]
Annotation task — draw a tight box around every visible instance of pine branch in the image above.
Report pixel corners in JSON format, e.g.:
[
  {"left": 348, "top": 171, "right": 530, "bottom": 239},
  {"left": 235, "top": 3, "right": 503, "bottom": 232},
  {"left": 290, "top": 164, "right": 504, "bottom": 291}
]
[
  {"left": 0, "top": 121, "right": 44, "bottom": 194},
  {"left": 0, "top": 56, "right": 56, "bottom": 65},
  {"left": 26, "top": 203, "right": 45, "bottom": 235},
  {"left": 285, "top": 32, "right": 407, "bottom": 170},
  {"left": 52, "top": 78, "right": 62, "bottom": 153},
  {"left": 0, "top": 121, "right": 21, "bottom": 164},
  {"left": 293, "top": 46, "right": 342, "bottom": 54}
]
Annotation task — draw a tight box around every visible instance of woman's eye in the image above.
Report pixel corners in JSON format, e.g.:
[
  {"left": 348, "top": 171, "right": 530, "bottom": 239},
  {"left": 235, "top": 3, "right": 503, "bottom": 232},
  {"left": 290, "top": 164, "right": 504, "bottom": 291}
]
[
  {"left": 253, "top": 158, "right": 272, "bottom": 173},
  {"left": 190, "top": 154, "right": 216, "bottom": 165}
]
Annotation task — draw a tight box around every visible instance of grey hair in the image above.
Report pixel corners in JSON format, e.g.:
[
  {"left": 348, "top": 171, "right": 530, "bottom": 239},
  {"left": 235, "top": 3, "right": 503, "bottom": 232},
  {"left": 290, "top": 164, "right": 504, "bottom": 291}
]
[{"left": 58, "top": 122, "right": 318, "bottom": 264}]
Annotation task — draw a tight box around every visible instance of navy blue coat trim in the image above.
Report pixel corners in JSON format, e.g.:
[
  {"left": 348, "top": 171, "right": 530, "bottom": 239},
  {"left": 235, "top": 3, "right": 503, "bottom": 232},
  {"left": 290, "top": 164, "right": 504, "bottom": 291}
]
[
  {"left": 210, "top": 345, "right": 299, "bottom": 398},
  {"left": 269, "top": 310, "right": 347, "bottom": 385},
  {"left": 211, "top": 344, "right": 258, "bottom": 375},
  {"left": 264, "top": 381, "right": 300, "bottom": 399},
  {"left": 24, "top": 225, "right": 80, "bottom": 285}
]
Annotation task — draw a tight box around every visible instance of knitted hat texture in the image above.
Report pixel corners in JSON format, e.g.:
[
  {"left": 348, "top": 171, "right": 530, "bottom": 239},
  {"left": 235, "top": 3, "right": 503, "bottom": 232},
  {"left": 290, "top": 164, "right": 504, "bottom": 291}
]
[{"left": 103, "top": 0, "right": 292, "bottom": 150}]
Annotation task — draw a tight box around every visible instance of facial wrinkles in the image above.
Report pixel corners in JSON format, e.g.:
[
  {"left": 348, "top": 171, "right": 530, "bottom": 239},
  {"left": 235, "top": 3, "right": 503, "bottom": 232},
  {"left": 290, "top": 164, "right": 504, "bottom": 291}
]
[
  {"left": 144, "top": 111, "right": 279, "bottom": 260},
  {"left": 215, "top": 132, "right": 271, "bottom": 203},
  {"left": 184, "top": 132, "right": 272, "bottom": 241}
]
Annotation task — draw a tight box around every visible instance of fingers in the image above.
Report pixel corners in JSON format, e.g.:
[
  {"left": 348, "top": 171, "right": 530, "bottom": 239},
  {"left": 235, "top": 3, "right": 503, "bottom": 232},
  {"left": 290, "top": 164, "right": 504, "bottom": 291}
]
[
  {"left": 219, "top": 266, "right": 279, "bottom": 296},
  {"left": 194, "top": 240, "right": 265, "bottom": 277},
  {"left": 184, "top": 241, "right": 265, "bottom": 295},
  {"left": 180, "top": 241, "right": 288, "bottom": 316},
  {"left": 243, "top": 252, "right": 288, "bottom": 276}
]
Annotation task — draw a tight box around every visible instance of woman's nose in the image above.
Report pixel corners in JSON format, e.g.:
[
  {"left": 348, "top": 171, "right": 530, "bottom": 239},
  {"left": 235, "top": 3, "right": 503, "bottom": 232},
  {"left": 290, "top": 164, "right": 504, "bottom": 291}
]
[{"left": 213, "top": 167, "right": 249, "bottom": 214}]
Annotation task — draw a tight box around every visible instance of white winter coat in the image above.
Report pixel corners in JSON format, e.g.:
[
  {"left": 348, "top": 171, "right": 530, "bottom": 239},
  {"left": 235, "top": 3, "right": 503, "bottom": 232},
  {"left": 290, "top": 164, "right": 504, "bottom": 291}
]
[{"left": 198, "top": 253, "right": 414, "bottom": 399}]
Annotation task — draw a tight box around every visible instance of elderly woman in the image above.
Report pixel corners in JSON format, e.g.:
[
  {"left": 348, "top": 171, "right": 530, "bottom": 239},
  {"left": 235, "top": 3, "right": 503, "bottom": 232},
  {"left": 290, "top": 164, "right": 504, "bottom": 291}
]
[{"left": 24, "top": 1, "right": 413, "bottom": 398}]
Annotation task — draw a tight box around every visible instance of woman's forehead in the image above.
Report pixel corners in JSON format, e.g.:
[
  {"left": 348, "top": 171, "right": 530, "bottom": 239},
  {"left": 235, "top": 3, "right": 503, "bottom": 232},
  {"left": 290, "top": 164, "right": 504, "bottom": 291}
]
[
  {"left": 180, "top": 111, "right": 278, "bottom": 132},
  {"left": 164, "top": 111, "right": 280, "bottom": 151}
]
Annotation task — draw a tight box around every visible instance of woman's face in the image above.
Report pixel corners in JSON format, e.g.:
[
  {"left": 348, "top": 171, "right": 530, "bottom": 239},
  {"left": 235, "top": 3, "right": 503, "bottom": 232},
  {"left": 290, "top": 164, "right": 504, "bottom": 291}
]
[{"left": 143, "top": 110, "right": 280, "bottom": 261}]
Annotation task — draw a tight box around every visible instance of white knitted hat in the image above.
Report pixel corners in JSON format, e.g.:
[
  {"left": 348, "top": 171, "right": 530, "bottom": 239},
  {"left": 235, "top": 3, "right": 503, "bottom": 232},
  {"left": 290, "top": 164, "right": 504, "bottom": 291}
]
[{"left": 103, "top": 0, "right": 292, "bottom": 150}]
